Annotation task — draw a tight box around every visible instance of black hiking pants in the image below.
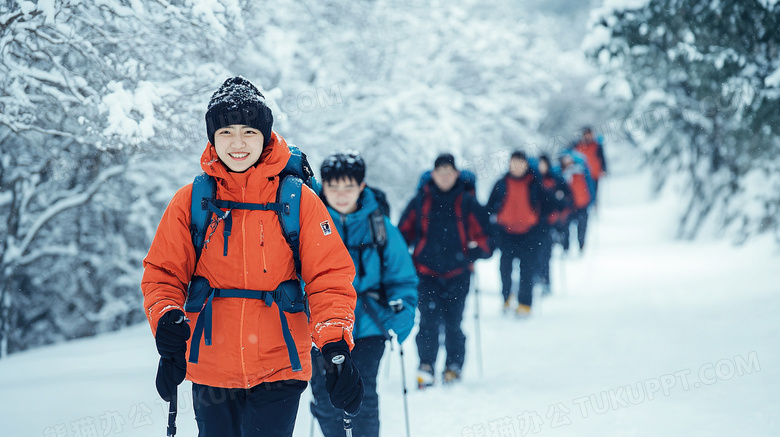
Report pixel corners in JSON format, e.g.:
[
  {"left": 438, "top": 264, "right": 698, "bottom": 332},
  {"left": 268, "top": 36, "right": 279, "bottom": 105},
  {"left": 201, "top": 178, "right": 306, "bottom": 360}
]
[
  {"left": 416, "top": 272, "right": 470, "bottom": 371},
  {"left": 537, "top": 224, "right": 553, "bottom": 284},
  {"left": 192, "top": 379, "right": 307, "bottom": 437},
  {"left": 498, "top": 228, "right": 539, "bottom": 307},
  {"left": 561, "top": 207, "right": 589, "bottom": 252}
]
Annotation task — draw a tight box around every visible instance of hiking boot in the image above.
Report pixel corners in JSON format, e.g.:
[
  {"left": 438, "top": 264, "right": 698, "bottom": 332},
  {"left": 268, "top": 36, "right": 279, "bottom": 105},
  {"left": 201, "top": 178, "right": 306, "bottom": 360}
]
[
  {"left": 442, "top": 365, "right": 461, "bottom": 384},
  {"left": 516, "top": 304, "right": 531, "bottom": 318},
  {"left": 417, "top": 364, "right": 435, "bottom": 389}
]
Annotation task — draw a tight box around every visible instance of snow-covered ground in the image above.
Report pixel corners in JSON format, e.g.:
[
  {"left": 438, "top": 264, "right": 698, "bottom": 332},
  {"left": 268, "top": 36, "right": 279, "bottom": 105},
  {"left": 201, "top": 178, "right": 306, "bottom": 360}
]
[{"left": 1, "top": 157, "right": 778, "bottom": 437}]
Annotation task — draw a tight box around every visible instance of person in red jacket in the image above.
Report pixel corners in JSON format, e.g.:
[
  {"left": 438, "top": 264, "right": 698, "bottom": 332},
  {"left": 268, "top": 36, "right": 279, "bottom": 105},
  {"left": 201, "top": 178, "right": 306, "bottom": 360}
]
[
  {"left": 142, "top": 77, "right": 362, "bottom": 437},
  {"left": 486, "top": 150, "right": 543, "bottom": 316},
  {"left": 573, "top": 127, "right": 607, "bottom": 204}
]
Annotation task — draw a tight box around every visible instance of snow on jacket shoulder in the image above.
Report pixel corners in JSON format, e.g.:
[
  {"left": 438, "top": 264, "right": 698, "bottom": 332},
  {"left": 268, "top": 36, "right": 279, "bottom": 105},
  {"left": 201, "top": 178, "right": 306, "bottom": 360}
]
[
  {"left": 142, "top": 132, "right": 356, "bottom": 389},
  {"left": 324, "top": 187, "right": 418, "bottom": 341}
]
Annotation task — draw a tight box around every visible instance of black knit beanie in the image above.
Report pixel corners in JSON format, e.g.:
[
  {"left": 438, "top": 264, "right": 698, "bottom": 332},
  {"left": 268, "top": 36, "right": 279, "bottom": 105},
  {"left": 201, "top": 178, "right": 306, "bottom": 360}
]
[
  {"left": 205, "top": 76, "right": 273, "bottom": 148},
  {"left": 434, "top": 153, "right": 457, "bottom": 170}
]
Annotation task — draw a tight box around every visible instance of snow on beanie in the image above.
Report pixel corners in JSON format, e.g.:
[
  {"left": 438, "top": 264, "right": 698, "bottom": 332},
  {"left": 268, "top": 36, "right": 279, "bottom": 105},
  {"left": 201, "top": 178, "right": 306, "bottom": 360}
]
[{"left": 205, "top": 76, "right": 273, "bottom": 148}]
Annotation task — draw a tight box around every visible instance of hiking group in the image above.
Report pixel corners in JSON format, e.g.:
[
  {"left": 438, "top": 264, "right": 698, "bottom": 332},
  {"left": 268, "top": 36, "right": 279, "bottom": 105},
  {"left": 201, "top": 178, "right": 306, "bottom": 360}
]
[{"left": 141, "top": 77, "right": 607, "bottom": 437}]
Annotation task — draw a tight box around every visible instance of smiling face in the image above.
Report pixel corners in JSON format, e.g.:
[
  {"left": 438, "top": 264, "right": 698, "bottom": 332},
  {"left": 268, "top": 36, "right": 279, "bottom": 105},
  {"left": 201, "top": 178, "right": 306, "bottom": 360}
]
[
  {"left": 322, "top": 177, "right": 366, "bottom": 215},
  {"left": 213, "top": 124, "right": 264, "bottom": 172}
]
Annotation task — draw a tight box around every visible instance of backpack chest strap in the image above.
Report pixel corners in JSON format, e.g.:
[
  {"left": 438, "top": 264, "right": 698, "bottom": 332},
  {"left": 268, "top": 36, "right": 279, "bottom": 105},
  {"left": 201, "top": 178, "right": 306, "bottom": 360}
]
[
  {"left": 203, "top": 199, "right": 288, "bottom": 256},
  {"left": 188, "top": 279, "right": 303, "bottom": 372},
  {"left": 211, "top": 199, "right": 289, "bottom": 214}
]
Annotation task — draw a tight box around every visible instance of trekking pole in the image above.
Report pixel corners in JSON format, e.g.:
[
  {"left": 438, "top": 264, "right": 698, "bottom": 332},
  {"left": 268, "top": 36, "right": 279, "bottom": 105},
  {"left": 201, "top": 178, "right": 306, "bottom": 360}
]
[
  {"left": 472, "top": 269, "right": 483, "bottom": 378},
  {"left": 166, "top": 392, "right": 177, "bottom": 437},
  {"left": 331, "top": 355, "right": 354, "bottom": 437},
  {"left": 309, "top": 387, "right": 316, "bottom": 437},
  {"left": 559, "top": 249, "right": 567, "bottom": 296},
  {"left": 384, "top": 340, "right": 393, "bottom": 380},
  {"left": 397, "top": 339, "right": 412, "bottom": 437}
]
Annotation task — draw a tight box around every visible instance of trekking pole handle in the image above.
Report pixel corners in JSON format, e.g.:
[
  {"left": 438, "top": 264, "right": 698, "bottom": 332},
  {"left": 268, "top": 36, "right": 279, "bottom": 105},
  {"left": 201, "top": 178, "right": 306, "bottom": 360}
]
[
  {"left": 331, "top": 354, "right": 345, "bottom": 372},
  {"left": 389, "top": 299, "right": 404, "bottom": 313},
  {"left": 330, "top": 355, "right": 354, "bottom": 436}
]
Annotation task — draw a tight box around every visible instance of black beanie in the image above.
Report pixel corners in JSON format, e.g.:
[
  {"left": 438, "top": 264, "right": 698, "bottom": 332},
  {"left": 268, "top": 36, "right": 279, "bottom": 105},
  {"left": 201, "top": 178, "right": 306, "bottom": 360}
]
[
  {"left": 434, "top": 153, "right": 457, "bottom": 170},
  {"left": 205, "top": 76, "right": 273, "bottom": 148}
]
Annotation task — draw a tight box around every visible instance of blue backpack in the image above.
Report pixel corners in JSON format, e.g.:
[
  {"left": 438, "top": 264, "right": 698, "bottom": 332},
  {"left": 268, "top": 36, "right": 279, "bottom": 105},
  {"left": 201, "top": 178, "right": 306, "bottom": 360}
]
[{"left": 184, "top": 145, "right": 319, "bottom": 372}]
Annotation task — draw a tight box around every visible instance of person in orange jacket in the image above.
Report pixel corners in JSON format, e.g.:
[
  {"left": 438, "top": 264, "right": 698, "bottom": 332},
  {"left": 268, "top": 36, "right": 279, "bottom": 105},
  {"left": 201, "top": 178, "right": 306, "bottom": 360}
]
[
  {"left": 142, "top": 76, "right": 363, "bottom": 437},
  {"left": 558, "top": 151, "right": 595, "bottom": 254},
  {"left": 573, "top": 127, "right": 607, "bottom": 204},
  {"left": 486, "top": 150, "right": 543, "bottom": 316}
]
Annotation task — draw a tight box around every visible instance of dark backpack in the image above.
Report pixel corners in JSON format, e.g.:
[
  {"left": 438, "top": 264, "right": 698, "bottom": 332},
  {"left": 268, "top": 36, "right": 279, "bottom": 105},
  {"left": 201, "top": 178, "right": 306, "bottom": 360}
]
[
  {"left": 369, "top": 185, "right": 391, "bottom": 218},
  {"left": 184, "top": 144, "right": 319, "bottom": 372},
  {"left": 353, "top": 186, "right": 389, "bottom": 277}
]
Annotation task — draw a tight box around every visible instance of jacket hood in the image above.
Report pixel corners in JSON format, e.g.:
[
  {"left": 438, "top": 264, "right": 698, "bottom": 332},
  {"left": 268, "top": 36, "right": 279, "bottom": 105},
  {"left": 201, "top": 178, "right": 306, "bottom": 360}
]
[
  {"left": 200, "top": 131, "right": 291, "bottom": 184},
  {"left": 354, "top": 187, "right": 381, "bottom": 220}
]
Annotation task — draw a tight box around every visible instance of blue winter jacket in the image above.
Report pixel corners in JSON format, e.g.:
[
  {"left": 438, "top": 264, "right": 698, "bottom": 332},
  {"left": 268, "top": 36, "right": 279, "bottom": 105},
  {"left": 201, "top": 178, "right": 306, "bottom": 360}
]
[
  {"left": 323, "top": 187, "right": 419, "bottom": 343},
  {"left": 560, "top": 150, "right": 596, "bottom": 207}
]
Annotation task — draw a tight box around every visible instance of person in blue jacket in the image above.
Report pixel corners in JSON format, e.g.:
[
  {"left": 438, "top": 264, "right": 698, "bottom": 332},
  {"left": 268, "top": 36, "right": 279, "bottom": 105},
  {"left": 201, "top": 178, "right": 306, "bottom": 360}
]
[
  {"left": 310, "top": 151, "right": 419, "bottom": 437},
  {"left": 558, "top": 150, "right": 596, "bottom": 254}
]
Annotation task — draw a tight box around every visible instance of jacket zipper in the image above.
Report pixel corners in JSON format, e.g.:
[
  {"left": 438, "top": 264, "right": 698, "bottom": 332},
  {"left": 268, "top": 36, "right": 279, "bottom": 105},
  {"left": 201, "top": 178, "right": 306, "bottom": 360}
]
[
  {"left": 260, "top": 220, "right": 268, "bottom": 273},
  {"left": 240, "top": 186, "right": 249, "bottom": 387}
]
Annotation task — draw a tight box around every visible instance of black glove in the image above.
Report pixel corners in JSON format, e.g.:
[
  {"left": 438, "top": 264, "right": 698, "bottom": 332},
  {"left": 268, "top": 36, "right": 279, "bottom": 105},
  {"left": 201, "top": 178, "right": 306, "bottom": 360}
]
[
  {"left": 156, "top": 355, "right": 186, "bottom": 402},
  {"left": 321, "top": 339, "right": 364, "bottom": 415},
  {"left": 155, "top": 309, "right": 191, "bottom": 360}
]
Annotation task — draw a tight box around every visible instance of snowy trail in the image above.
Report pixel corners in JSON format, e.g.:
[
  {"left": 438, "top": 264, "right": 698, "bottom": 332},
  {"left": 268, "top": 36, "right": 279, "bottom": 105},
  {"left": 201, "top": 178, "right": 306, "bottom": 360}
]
[
  {"left": 1, "top": 167, "right": 778, "bottom": 437},
  {"left": 372, "top": 169, "right": 779, "bottom": 437}
]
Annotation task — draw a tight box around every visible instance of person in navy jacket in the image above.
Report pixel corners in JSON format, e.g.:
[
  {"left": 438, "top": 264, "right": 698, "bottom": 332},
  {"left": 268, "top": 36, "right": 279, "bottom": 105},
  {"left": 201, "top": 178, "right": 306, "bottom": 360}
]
[
  {"left": 398, "top": 153, "right": 491, "bottom": 387},
  {"left": 536, "top": 154, "right": 571, "bottom": 294},
  {"left": 310, "top": 152, "right": 418, "bottom": 437},
  {"left": 486, "top": 150, "right": 543, "bottom": 316}
]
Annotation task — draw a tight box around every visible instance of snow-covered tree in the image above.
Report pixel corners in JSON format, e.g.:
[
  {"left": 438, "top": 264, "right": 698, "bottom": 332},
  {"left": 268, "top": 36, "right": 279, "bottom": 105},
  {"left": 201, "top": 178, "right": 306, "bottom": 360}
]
[
  {"left": 1, "top": 0, "right": 602, "bottom": 354},
  {"left": 0, "top": 0, "right": 249, "bottom": 355},
  {"left": 584, "top": 0, "right": 780, "bottom": 241},
  {"left": 232, "top": 0, "right": 578, "bottom": 206}
]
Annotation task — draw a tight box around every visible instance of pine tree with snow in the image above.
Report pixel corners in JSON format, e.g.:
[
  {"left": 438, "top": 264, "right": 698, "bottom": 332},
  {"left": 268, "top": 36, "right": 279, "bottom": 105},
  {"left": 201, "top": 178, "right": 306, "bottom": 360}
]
[{"left": 584, "top": 0, "right": 780, "bottom": 241}]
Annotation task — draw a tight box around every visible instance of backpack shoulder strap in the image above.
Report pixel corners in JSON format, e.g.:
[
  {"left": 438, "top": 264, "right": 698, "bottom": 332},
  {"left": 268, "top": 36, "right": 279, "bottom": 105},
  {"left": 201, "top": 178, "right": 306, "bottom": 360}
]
[
  {"left": 276, "top": 174, "right": 305, "bottom": 277},
  {"left": 190, "top": 172, "right": 217, "bottom": 264},
  {"left": 369, "top": 209, "right": 388, "bottom": 254},
  {"left": 369, "top": 208, "right": 389, "bottom": 303},
  {"left": 285, "top": 144, "right": 321, "bottom": 195}
]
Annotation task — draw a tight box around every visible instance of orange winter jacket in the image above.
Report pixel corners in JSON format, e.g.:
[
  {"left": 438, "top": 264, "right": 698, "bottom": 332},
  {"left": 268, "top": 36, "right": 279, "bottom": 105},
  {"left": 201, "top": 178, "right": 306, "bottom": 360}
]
[
  {"left": 142, "top": 132, "right": 356, "bottom": 389},
  {"left": 574, "top": 140, "right": 605, "bottom": 180},
  {"left": 495, "top": 174, "right": 540, "bottom": 235}
]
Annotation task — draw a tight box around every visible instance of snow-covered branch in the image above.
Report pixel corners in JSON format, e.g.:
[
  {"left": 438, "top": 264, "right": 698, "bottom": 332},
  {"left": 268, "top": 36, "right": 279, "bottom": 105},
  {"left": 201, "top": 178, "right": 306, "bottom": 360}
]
[
  {"left": 15, "top": 244, "right": 79, "bottom": 267},
  {"left": 7, "top": 165, "right": 125, "bottom": 265}
]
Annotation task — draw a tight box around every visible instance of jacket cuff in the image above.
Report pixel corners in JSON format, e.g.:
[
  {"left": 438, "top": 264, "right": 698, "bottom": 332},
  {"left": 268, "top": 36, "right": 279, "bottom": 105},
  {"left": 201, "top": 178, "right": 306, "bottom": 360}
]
[
  {"left": 311, "top": 322, "right": 355, "bottom": 351},
  {"left": 147, "top": 301, "right": 184, "bottom": 337}
]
